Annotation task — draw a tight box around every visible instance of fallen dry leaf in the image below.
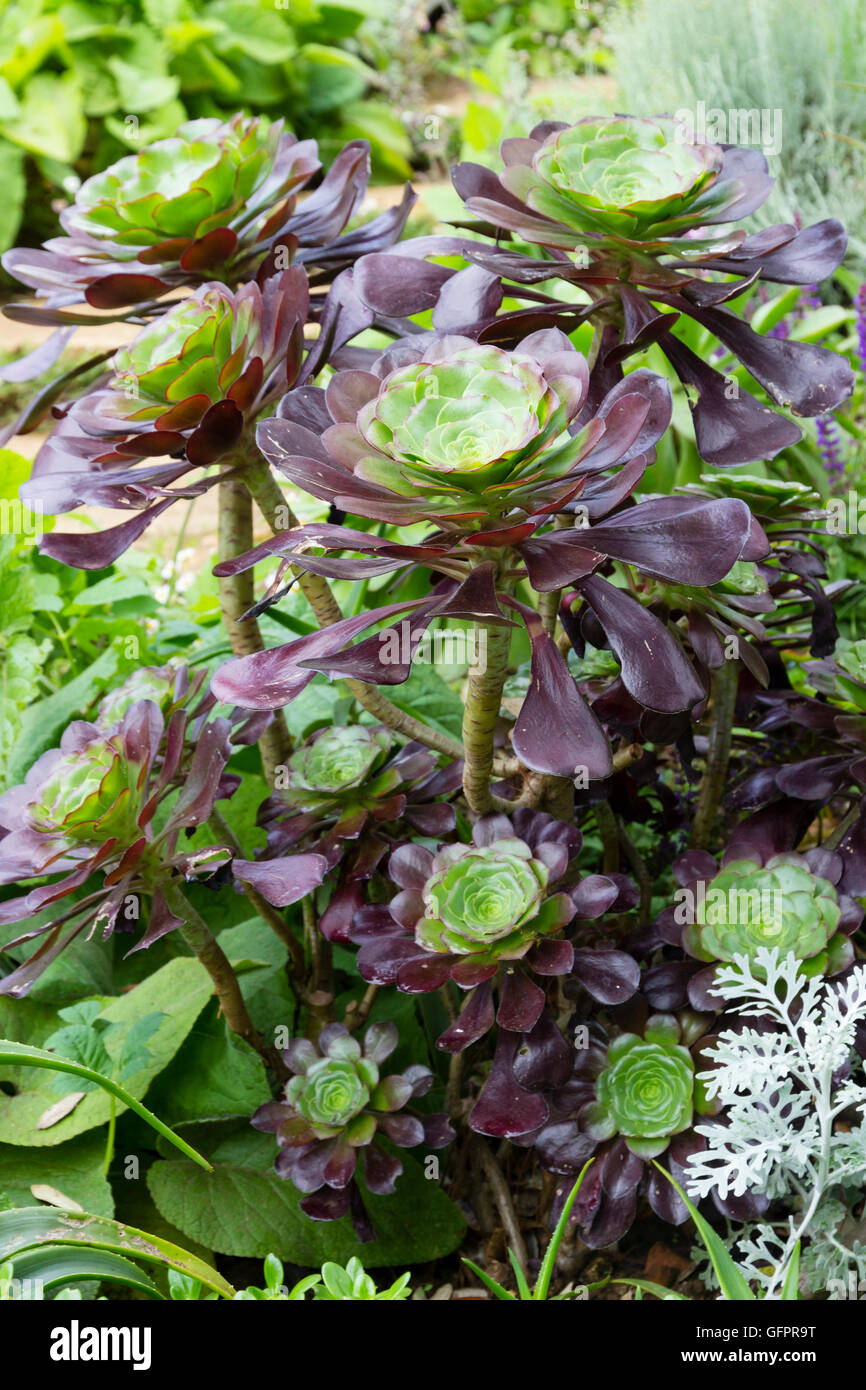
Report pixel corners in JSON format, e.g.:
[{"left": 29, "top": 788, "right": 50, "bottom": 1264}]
[
  {"left": 36, "top": 1091, "right": 86, "bottom": 1130},
  {"left": 30, "top": 1184, "right": 85, "bottom": 1213}
]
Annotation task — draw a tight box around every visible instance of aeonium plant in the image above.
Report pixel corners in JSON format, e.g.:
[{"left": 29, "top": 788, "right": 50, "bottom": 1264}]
[
  {"left": 654, "top": 843, "right": 862, "bottom": 1011},
  {"left": 357, "top": 114, "right": 854, "bottom": 466},
  {"left": 0, "top": 664, "right": 272, "bottom": 1000},
  {"left": 346, "top": 810, "right": 640, "bottom": 1137},
  {"left": 1, "top": 113, "right": 411, "bottom": 325},
  {"left": 211, "top": 327, "right": 757, "bottom": 788},
  {"left": 3, "top": 116, "right": 320, "bottom": 310},
  {"left": 26, "top": 267, "right": 312, "bottom": 570},
  {"left": 244, "top": 723, "right": 461, "bottom": 943},
  {"left": 524, "top": 1013, "right": 723, "bottom": 1248},
  {"left": 252, "top": 1022, "right": 453, "bottom": 1239},
  {"left": 0, "top": 98, "right": 860, "bottom": 1290},
  {"left": 265, "top": 724, "right": 457, "bottom": 843}
]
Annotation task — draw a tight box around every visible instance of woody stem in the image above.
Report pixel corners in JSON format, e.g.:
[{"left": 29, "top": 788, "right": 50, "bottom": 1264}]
[
  {"left": 217, "top": 474, "right": 290, "bottom": 783},
  {"left": 462, "top": 620, "right": 512, "bottom": 815}
]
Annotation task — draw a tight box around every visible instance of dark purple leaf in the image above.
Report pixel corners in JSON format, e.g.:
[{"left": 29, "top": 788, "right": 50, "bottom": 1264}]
[
  {"left": 437, "top": 979, "right": 495, "bottom": 1052},
  {"left": 506, "top": 598, "right": 611, "bottom": 779},
  {"left": 469, "top": 1029, "right": 550, "bottom": 1138},
  {"left": 233, "top": 854, "right": 327, "bottom": 907},
  {"left": 363, "top": 1144, "right": 403, "bottom": 1194},
  {"left": 662, "top": 334, "right": 801, "bottom": 465},
  {"left": 512, "top": 1010, "right": 574, "bottom": 1090},
  {"left": 576, "top": 574, "right": 704, "bottom": 712},
  {"left": 497, "top": 966, "right": 545, "bottom": 1031},
  {"left": 571, "top": 949, "right": 640, "bottom": 1005}
]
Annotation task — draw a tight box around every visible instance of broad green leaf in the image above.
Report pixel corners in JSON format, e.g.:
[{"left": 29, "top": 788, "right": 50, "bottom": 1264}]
[
  {"left": 209, "top": 2, "right": 295, "bottom": 63},
  {"left": 0, "top": 1206, "right": 233, "bottom": 1298},
  {"left": 145, "top": 1001, "right": 271, "bottom": 1125},
  {"left": 0, "top": 957, "right": 215, "bottom": 1149},
  {"left": 296, "top": 43, "right": 368, "bottom": 114},
  {"left": 0, "top": 1134, "right": 113, "bottom": 1216},
  {"left": 789, "top": 307, "right": 853, "bottom": 342},
  {"left": 749, "top": 285, "right": 801, "bottom": 336},
  {"left": 4, "top": 646, "right": 119, "bottom": 786},
  {"left": 68, "top": 575, "right": 157, "bottom": 607},
  {"left": 0, "top": 142, "right": 24, "bottom": 252},
  {"left": 383, "top": 664, "right": 465, "bottom": 741},
  {"left": 107, "top": 56, "right": 179, "bottom": 113},
  {"left": 216, "top": 918, "right": 297, "bottom": 1039},
  {"left": 0, "top": 72, "right": 86, "bottom": 163},
  {"left": 148, "top": 1127, "right": 464, "bottom": 1268},
  {"left": 336, "top": 99, "right": 412, "bottom": 179}
]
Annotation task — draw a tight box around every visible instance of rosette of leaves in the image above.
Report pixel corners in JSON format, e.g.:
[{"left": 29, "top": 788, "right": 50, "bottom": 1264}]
[
  {"left": 0, "top": 690, "right": 249, "bottom": 995},
  {"left": 212, "top": 329, "right": 757, "bottom": 780},
  {"left": 526, "top": 1015, "right": 719, "bottom": 1247},
  {"left": 0, "top": 116, "right": 413, "bottom": 457},
  {"left": 23, "top": 268, "right": 309, "bottom": 571},
  {"left": 243, "top": 728, "right": 461, "bottom": 944},
  {"left": 496, "top": 116, "right": 728, "bottom": 243},
  {"left": 256, "top": 328, "right": 669, "bottom": 528},
  {"left": 355, "top": 116, "right": 853, "bottom": 467},
  {"left": 252, "top": 1022, "right": 453, "bottom": 1239},
  {"left": 585, "top": 1017, "right": 695, "bottom": 1157},
  {"left": 654, "top": 846, "right": 862, "bottom": 1013},
  {"left": 1, "top": 116, "right": 404, "bottom": 312},
  {"left": 275, "top": 725, "right": 425, "bottom": 833},
  {"left": 349, "top": 810, "right": 639, "bottom": 1063}
]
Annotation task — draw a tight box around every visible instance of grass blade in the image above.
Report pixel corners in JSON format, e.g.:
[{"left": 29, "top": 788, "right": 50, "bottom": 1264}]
[
  {"left": 652, "top": 1164, "right": 755, "bottom": 1301},
  {"left": 780, "top": 1242, "right": 801, "bottom": 1300},
  {"left": 461, "top": 1256, "right": 516, "bottom": 1300},
  {"left": 534, "top": 1158, "right": 595, "bottom": 1300}
]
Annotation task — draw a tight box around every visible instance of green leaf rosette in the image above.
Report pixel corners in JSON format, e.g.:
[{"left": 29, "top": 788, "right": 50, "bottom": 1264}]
[
  {"left": 415, "top": 839, "right": 573, "bottom": 962},
  {"left": 684, "top": 855, "right": 844, "bottom": 978},
  {"left": 507, "top": 115, "right": 724, "bottom": 241},
  {"left": 582, "top": 1016, "right": 695, "bottom": 1159},
  {"left": 65, "top": 115, "right": 316, "bottom": 262},
  {"left": 26, "top": 736, "right": 145, "bottom": 847}
]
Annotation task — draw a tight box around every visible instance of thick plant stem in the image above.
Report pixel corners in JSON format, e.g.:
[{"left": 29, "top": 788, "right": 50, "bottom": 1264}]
[
  {"left": 217, "top": 475, "right": 289, "bottom": 782},
  {"left": 344, "top": 984, "right": 378, "bottom": 1032},
  {"left": 164, "top": 882, "right": 272, "bottom": 1065},
  {"left": 462, "top": 621, "right": 512, "bottom": 815},
  {"left": 691, "top": 660, "right": 739, "bottom": 851}
]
